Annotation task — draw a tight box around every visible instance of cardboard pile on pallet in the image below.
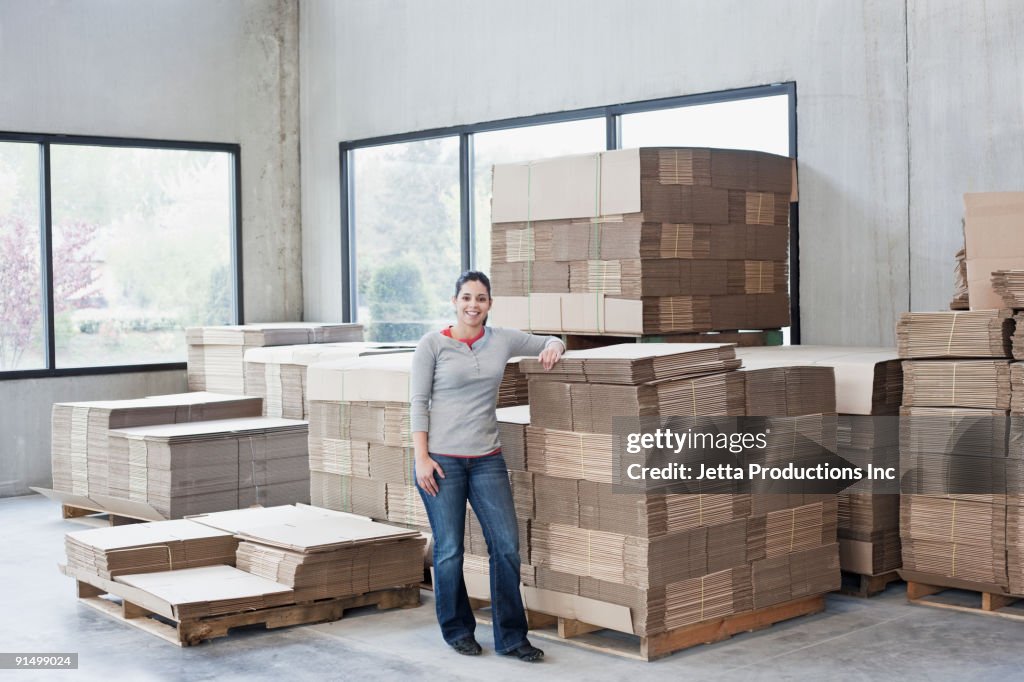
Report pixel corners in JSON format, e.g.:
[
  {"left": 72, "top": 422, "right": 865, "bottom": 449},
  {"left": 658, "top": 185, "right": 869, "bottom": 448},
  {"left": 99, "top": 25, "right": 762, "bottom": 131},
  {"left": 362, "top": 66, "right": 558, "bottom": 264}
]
[
  {"left": 104, "top": 417, "right": 310, "bottom": 519},
  {"left": 244, "top": 342, "right": 414, "bottom": 420},
  {"left": 736, "top": 346, "right": 904, "bottom": 577},
  {"left": 187, "top": 323, "right": 364, "bottom": 394},
  {"left": 62, "top": 504, "right": 424, "bottom": 641},
  {"left": 488, "top": 147, "right": 793, "bottom": 335},
  {"left": 897, "top": 308, "right": 1016, "bottom": 592},
  {"left": 499, "top": 344, "right": 839, "bottom": 637}
]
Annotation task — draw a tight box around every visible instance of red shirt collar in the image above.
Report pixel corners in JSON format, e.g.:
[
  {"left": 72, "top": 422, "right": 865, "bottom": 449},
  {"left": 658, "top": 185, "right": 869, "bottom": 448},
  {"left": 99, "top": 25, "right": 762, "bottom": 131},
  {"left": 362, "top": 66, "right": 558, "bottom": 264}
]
[{"left": 441, "top": 326, "right": 486, "bottom": 349}]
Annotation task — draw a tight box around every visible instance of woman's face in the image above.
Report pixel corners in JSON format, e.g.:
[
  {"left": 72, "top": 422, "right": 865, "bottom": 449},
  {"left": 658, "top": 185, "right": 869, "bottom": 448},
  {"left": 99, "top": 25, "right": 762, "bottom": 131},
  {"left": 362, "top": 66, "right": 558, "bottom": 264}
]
[{"left": 452, "top": 280, "right": 491, "bottom": 328}]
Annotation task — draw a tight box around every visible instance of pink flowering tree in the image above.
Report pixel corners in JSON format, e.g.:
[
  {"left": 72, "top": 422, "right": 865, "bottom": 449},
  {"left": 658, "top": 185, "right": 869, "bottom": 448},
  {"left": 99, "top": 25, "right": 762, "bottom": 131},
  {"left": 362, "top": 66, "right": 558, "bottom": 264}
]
[{"left": 0, "top": 217, "right": 99, "bottom": 369}]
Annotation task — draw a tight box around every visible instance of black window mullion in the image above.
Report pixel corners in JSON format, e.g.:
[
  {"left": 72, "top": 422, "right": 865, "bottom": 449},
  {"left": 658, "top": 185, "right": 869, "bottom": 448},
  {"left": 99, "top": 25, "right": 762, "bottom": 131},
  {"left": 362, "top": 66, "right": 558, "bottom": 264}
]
[
  {"left": 39, "top": 142, "right": 55, "bottom": 370},
  {"left": 460, "top": 133, "right": 473, "bottom": 272},
  {"left": 231, "top": 151, "right": 244, "bottom": 324},
  {"left": 605, "top": 114, "right": 619, "bottom": 150},
  {"left": 339, "top": 145, "right": 355, "bottom": 322}
]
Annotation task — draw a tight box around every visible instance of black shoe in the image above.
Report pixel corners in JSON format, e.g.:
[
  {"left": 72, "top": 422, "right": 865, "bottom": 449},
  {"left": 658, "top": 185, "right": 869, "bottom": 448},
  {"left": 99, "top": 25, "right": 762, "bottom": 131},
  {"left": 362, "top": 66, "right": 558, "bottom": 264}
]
[
  {"left": 502, "top": 642, "right": 544, "bottom": 662},
  {"left": 450, "top": 636, "right": 482, "bottom": 656}
]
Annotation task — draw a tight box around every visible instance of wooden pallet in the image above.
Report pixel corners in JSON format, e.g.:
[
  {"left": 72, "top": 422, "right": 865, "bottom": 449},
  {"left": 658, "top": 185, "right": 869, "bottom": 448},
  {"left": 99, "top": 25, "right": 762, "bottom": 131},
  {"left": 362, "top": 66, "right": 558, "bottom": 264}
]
[
  {"left": 839, "top": 570, "right": 901, "bottom": 598},
  {"left": 562, "top": 330, "right": 782, "bottom": 351},
  {"left": 65, "top": 564, "right": 421, "bottom": 646},
  {"left": 60, "top": 504, "right": 148, "bottom": 528},
  {"left": 474, "top": 594, "right": 825, "bottom": 661},
  {"left": 906, "top": 580, "right": 1024, "bottom": 621}
]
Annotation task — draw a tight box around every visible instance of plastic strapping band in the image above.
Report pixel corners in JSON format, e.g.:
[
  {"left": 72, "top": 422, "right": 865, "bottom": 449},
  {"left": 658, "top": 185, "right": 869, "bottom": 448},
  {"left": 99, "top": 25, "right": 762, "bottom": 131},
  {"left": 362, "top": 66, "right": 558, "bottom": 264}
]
[
  {"left": 947, "top": 312, "right": 958, "bottom": 355},
  {"left": 674, "top": 224, "right": 681, "bottom": 258},
  {"left": 758, "top": 261, "right": 764, "bottom": 293},
  {"left": 950, "top": 499, "right": 957, "bottom": 577},
  {"left": 579, "top": 433, "right": 585, "bottom": 480},
  {"left": 757, "top": 192, "right": 765, "bottom": 224}
]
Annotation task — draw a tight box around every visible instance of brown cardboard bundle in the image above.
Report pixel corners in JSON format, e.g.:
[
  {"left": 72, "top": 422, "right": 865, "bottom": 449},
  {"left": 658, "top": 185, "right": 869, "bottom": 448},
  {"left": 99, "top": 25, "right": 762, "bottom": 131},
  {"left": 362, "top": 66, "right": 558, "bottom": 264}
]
[
  {"left": 491, "top": 261, "right": 570, "bottom": 296},
  {"left": 742, "top": 366, "right": 836, "bottom": 416},
  {"left": 902, "top": 360, "right": 1011, "bottom": 409},
  {"left": 840, "top": 533, "right": 902, "bottom": 576},
  {"left": 497, "top": 405, "right": 530, "bottom": 470},
  {"left": 308, "top": 472, "right": 387, "bottom": 519},
  {"left": 529, "top": 372, "right": 745, "bottom": 435},
  {"left": 103, "top": 417, "right": 309, "bottom": 519},
  {"left": 963, "top": 192, "right": 1024, "bottom": 311},
  {"left": 65, "top": 519, "right": 238, "bottom": 579},
  {"left": 308, "top": 438, "right": 371, "bottom": 478},
  {"left": 187, "top": 323, "right": 364, "bottom": 394},
  {"left": 243, "top": 342, "right": 414, "bottom": 419},
  {"left": 115, "top": 565, "right": 295, "bottom": 619},
  {"left": 492, "top": 219, "right": 788, "bottom": 263},
  {"left": 1014, "top": 315, "right": 1024, "bottom": 360},
  {"left": 366, "top": 443, "right": 415, "bottom": 486},
  {"left": 751, "top": 544, "right": 840, "bottom": 609},
  {"left": 736, "top": 346, "right": 903, "bottom": 416},
  {"left": 386, "top": 483, "right": 430, "bottom": 530},
  {"left": 50, "top": 392, "right": 262, "bottom": 496},
  {"left": 991, "top": 271, "right": 1024, "bottom": 310},
  {"left": 564, "top": 259, "right": 786, "bottom": 299},
  {"left": 896, "top": 309, "right": 1012, "bottom": 359},
  {"left": 498, "top": 362, "right": 530, "bottom": 408},
  {"left": 838, "top": 494, "right": 900, "bottom": 542},
  {"left": 225, "top": 508, "right": 423, "bottom": 601},
  {"left": 748, "top": 500, "right": 838, "bottom": 561},
  {"left": 526, "top": 427, "right": 614, "bottom": 483},
  {"left": 520, "top": 343, "right": 739, "bottom": 385},
  {"left": 900, "top": 494, "right": 1007, "bottom": 586},
  {"left": 1005, "top": 502, "right": 1024, "bottom": 594}
]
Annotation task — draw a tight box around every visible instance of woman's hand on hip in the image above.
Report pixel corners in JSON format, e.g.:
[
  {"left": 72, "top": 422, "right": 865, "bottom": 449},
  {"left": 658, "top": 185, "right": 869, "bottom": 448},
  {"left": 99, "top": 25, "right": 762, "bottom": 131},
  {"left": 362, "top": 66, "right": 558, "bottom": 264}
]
[
  {"left": 539, "top": 342, "right": 564, "bottom": 371},
  {"left": 415, "top": 454, "right": 445, "bottom": 496}
]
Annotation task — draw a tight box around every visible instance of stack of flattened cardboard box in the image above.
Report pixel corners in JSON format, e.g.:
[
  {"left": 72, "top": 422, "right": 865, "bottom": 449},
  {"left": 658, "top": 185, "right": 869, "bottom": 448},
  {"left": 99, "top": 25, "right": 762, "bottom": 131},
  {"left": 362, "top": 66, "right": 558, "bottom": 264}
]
[
  {"left": 243, "top": 342, "right": 414, "bottom": 420},
  {"left": 508, "top": 344, "right": 838, "bottom": 637},
  {"left": 192, "top": 505, "right": 425, "bottom": 602},
  {"left": 488, "top": 147, "right": 792, "bottom": 335},
  {"left": 736, "top": 346, "right": 904, "bottom": 577},
  {"left": 44, "top": 393, "right": 267, "bottom": 518},
  {"left": 186, "top": 323, "right": 364, "bottom": 395},
  {"left": 65, "top": 519, "right": 239, "bottom": 579},
  {"left": 897, "top": 309, "right": 1015, "bottom": 591},
  {"left": 105, "top": 416, "right": 310, "bottom": 519}
]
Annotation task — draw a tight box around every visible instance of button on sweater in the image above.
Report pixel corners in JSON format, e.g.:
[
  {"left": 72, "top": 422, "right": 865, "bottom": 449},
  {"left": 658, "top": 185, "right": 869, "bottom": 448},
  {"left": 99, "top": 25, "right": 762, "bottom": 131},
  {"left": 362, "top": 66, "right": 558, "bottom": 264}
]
[{"left": 410, "top": 326, "right": 563, "bottom": 456}]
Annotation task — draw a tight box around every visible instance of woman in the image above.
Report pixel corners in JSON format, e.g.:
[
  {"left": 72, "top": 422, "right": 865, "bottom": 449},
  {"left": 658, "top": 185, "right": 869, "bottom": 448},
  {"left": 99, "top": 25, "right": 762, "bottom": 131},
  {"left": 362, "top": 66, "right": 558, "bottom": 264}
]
[{"left": 410, "top": 270, "right": 564, "bottom": 661}]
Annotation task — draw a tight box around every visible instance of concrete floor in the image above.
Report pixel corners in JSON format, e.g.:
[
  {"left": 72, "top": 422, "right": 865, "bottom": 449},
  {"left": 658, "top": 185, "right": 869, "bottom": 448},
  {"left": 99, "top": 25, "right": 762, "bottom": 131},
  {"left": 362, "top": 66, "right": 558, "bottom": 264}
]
[{"left": 1, "top": 493, "right": 1020, "bottom": 682}]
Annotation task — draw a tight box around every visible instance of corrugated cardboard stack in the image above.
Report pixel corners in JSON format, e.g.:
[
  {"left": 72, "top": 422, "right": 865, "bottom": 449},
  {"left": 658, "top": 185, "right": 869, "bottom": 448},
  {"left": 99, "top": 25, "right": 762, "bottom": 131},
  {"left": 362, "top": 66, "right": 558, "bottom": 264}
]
[
  {"left": 514, "top": 344, "right": 838, "bottom": 636},
  {"left": 190, "top": 505, "right": 425, "bottom": 602},
  {"left": 105, "top": 417, "right": 310, "bottom": 519},
  {"left": 897, "top": 309, "right": 1014, "bottom": 591},
  {"left": 489, "top": 147, "right": 792, "bottom": 335},
  {"left": 736, "top": 346, "right": 904, "bottom": 576},
  {"left": 49, "top": 392, "right": 263, "bottom": 500},
  {"left": 65, "top": 519, "right": 238, "bottom": 579},
  {"left": 243, "top": 342, "right": 414, "bottom": 420},
  {"left": 186, "top": 323, "right": 364, "bottom": 394}
]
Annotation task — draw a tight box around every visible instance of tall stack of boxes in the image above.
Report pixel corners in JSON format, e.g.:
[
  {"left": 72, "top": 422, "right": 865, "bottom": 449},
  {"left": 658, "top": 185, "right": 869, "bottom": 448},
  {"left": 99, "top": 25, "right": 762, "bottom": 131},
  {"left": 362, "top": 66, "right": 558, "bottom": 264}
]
[
  {"left": 897, "top": 309, "right": 1014, "bottom": 590},
  {"left": 503, "top": 344, "right": 839, "bottom": 636},
  {"left": 488, "top": 148, "right": 793, "bottom": 336}
]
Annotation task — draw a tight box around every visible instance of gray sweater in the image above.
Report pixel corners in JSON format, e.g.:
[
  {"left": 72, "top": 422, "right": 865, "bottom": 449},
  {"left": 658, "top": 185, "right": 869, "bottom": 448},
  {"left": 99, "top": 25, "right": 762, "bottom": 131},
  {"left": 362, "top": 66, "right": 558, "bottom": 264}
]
[{"left": 410, "top": 327, "right": 563, "bottom": 456}]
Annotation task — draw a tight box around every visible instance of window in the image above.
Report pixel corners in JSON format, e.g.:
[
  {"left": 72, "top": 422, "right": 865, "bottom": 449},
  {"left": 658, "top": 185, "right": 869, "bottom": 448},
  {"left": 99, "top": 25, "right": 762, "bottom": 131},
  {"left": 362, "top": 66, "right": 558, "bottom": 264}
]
[
  {"left": 341, "top": 83, "right": 798, "bottom": 341},
  {"left": 0, "top": 134, "right": 240, "bottom": 376},
  {"left": 351, "top": 137, "right": 461, "bottom": 342}
]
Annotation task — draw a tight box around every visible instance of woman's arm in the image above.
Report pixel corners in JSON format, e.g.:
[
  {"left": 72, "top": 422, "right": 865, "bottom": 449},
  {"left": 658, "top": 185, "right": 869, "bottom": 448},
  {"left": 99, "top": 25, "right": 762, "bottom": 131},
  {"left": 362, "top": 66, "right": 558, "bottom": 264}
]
[
  {"left": 505, "top": 328, "right": 565, "bottom": 368},
  {"left": 410, "top": 337, "right": 445, "bottom": 496}
]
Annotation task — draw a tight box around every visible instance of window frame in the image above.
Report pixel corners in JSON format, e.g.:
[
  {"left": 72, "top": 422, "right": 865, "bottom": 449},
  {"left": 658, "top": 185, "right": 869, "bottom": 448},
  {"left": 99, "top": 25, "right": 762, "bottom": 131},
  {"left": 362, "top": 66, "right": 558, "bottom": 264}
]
[
  {"left": 340, "top": 81, "right": 799, "bottom": 342},
  {"left": 0, "top": 131, "right": 243, "bottom": 380}
]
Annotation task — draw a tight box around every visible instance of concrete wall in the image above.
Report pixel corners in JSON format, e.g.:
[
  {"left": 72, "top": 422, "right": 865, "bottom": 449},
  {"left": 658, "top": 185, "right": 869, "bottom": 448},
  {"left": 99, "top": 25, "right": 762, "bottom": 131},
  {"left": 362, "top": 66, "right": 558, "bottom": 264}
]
[
  {"left": 0, "top": 0, "right": 301, "bottom": 495},
  {"left": 300, "top": 0, "right": 911, "bottom": 345}
]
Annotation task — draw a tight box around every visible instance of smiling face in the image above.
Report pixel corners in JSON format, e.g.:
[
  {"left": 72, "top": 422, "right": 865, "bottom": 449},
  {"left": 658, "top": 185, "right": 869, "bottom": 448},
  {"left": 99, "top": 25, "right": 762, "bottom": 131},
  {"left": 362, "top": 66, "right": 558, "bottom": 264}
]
[{"left": 452, "top": 279, "right": 492, "bottom": 333}]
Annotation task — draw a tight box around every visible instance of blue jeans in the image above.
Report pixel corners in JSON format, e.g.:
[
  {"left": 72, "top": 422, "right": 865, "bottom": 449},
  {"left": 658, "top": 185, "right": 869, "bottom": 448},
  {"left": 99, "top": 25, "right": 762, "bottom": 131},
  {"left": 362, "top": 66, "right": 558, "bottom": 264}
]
[{"left": 417, "top": 452, "right": 528, "bottom": 654}]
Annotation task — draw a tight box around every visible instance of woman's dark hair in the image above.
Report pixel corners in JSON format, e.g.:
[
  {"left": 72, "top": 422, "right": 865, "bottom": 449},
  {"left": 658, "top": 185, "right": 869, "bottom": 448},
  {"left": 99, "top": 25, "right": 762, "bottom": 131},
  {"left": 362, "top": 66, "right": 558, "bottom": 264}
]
[{"left": 454, "top": 270, "right": 492, "bottom": 298}]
